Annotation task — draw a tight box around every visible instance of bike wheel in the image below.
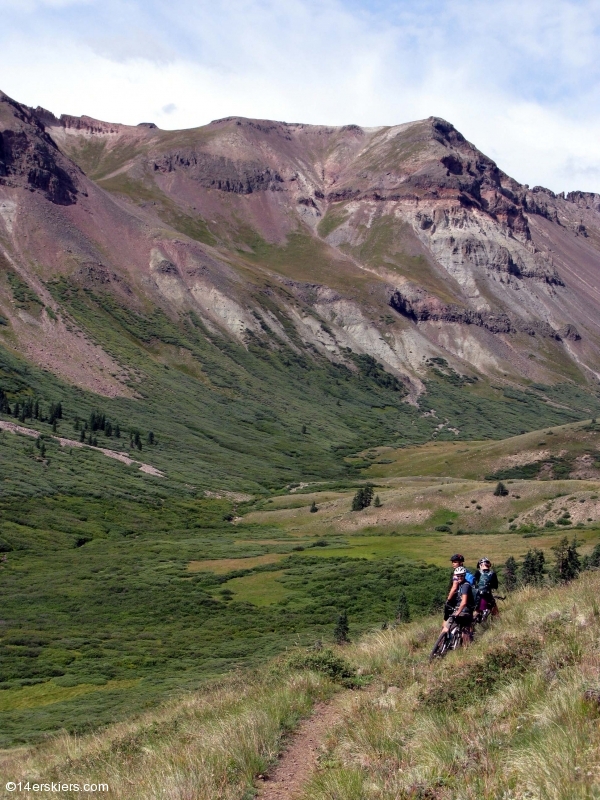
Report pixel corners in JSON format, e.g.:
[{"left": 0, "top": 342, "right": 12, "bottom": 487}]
[
  {"left": 450, "top": 627, "right": 463, "bottom": 650},
  {"left": 429, "top": 631, "right": 450, "bottom": 661}
]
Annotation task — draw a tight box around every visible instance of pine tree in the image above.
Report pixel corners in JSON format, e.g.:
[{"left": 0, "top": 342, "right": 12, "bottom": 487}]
[
  {"left": 521, "top": 548, "right": 545, "bottom": 585},
  {"left": 552, "top": 537, "right": 581, "bottom": 583},
  {"left": 395, "top": 591, "right": 410, "bottom": 622},
  {"left": 494, "top": 481, "right": 509, "bottom": 497},
  {"left": 587, "top": 543, "right": 600, "bottom": 568},
  {"left": 80, "top": 429, "right": 85, "bottom": 443},
  {"left": 301, "top": 424, "right": 307, "bottom": 434},
  {"left": 147, "top": 431, "right": 154, "bottom": 445},
  {"left": 333, "top": 610, "right": 350, "bottom": 644},
  {"left": 115, "top": 424, "right": 121, "bottom": 439},
  {"left": 373, "top": 495, "right": 382, "bottom": 507},
  {"left": 504, "top": 556, "right": 518, "bottom": 591},
  {"left": 352, "top": 484, "right": 375, "bottom": 511},
  {"left": 309, "top": 500, "right": 318, "bottom": 513},
  {"left": 351, "top": 489, "right": 364, "bottom": 511}
]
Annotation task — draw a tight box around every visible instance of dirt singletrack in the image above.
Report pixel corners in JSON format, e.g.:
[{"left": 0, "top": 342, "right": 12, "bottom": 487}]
[{"left": 255, "top": 692, "right": 349, "bottom": 799}]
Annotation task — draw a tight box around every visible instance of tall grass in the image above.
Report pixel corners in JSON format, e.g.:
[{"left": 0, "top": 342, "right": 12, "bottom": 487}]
[
  {"left": 0, "top": 669, "right": 334, "bottom": 800},
  {"left": 302, "top": 572, "right": 600, "bottom": 800}
]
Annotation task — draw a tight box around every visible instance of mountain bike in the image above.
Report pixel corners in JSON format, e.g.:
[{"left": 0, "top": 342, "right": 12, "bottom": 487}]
[
  {"left": 473, "top": 594, "right": 505, "bottom": 626},
  {"left": 429, "top": 616, "right": 464, "bottom": 661}
]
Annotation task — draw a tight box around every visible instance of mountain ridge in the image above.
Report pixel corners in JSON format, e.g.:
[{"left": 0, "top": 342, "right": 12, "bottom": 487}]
[{"left": 1, "top": 88, "right": 600, "bottom": 491}]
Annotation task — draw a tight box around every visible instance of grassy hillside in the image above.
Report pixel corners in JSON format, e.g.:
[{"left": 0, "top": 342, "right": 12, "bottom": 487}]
[
  {"left": 362, "top": 418, "right": 600, "bottom": 481},
  {"left": 304, "top": 572, "right": 600, "bottom": 800},
  {"left": 3, "top": 572, "right": 600, "bottom": 799},
  {"left": 3, "top": 280, "right": 600, "bottom": 495}
]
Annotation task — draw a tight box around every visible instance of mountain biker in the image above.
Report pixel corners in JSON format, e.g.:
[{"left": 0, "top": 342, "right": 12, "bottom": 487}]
[
  {"left": 474, "top": 557, "right": 498, "bottom": 619},
  {"left": 441, "top": 566, "right": 475, "bottom": 645},
  {"left": 445, "top": 554, "right": 479, "bottom": 619}
]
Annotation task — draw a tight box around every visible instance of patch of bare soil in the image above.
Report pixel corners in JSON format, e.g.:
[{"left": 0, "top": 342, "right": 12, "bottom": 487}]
[
  {"left": 204, "top": 489, "right": 254, "bottom": 502},
  {"left": 256, "top": 693, "right": 348, "bottom": 800},
  {"left": 338, "top": 508, "right": 430, "bottom": 531},
  {"left": 516, "top": 493, "right": 600, "bottom": 528},
  {"left": 493, "top": 449, "right": 551, "bottom": 469}
]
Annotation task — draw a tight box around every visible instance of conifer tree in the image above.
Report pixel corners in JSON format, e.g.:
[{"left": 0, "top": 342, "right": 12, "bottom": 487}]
[
  {"left": 521, "top": 548, "right": 545, "bottom": 585},
  {"left": 333, "top": 610, "right": 350, "bottom": 644},
  {"left": 80, "top": 429, "right": 85, "bottom": 443},
  {"left": 494, "top": 481, "right": 509, "bottom": 496},
  {"left": 504, "top": 556, "right": 518, "bottom": 591},
  {"left": 395, "top": 591, "right": 410, "bottom": 622},
  {"left": 374, "top": 495, "right": 382, "bottom": 507},
  {"left": 351, "top": 484, "right": 375, "bottom": 511},
  {"left": 309, "top": 500, "right": 318, "bottom": 513},
  {"left": 587, "top": 543, "right": 600, "bottom": 569},
  {"left": 552, "top": 537, "right": 581, "bottom": 583}
]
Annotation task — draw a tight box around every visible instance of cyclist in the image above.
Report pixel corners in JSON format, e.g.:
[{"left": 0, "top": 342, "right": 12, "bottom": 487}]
[
  {"left": 474, "top": 557, "right": 498, "bottom": 620},
  {"left": 445, "top": 554, "right": 479, "bottom": 619},
  {"left": 441, "top": 566, "right": 475, "bottom": 645}
]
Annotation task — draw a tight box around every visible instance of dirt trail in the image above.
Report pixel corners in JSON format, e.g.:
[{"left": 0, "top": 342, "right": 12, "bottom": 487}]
[{"left": 256, "top": 693, "right": 348, "bottom": 799}]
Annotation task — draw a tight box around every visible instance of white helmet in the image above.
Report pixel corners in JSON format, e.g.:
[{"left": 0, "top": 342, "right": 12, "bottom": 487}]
[{"left": 453, "top": 566, "right": 466, "bottom": 577}]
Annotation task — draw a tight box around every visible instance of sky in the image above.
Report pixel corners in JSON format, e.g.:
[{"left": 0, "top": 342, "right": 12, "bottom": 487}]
[{"left": 1, "top": 0, "right": 600, "bottom": 193}]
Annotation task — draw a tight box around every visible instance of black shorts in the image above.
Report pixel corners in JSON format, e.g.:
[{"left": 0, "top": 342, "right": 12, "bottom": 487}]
[{"left": 454, "top": 613, "right": 473, "bottom": 628}]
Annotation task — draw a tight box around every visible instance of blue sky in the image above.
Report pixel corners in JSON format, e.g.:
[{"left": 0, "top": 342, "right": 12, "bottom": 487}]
[{"left": 2, "top": 0, "right": 600, "bottom": 192}]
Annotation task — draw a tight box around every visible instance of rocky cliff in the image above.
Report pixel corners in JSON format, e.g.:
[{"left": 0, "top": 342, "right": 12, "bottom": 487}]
[{"left": 1, "top": 89, "right": 599, "bottom": 399}]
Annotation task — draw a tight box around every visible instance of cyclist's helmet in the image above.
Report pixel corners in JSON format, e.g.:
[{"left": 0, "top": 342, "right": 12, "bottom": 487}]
[
  {"left": 450, "top": 554, "right": 465, "bottom": 563},
  {"left": 453, "top": 566, "right": 467, "bottom": 577},
  {"left": 478, "top": 557, "right": 491, "bottom": 567}
]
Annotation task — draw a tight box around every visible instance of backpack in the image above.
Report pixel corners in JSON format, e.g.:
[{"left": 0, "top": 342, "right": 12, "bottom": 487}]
[
  {"left": 478, "top": 570, "right": 498, "bottom": 594},
  {"left": 465, "top": 570, "right": 477, "bottom": 587}
]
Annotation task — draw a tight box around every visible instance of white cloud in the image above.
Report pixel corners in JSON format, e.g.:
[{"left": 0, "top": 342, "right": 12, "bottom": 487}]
[{"left": 1, "top": 0, "right": 600, "bottom": 192}]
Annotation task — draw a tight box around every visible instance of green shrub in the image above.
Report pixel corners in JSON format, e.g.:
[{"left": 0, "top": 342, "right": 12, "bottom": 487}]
[
  {"left": 287, "top": 649, "right": 357, "bottom": 686},
  {"left": 422, "top": 634, "right": 541, "bottom": 707}
]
